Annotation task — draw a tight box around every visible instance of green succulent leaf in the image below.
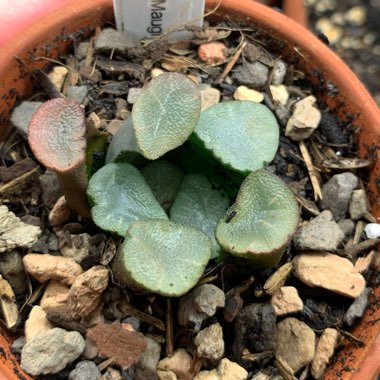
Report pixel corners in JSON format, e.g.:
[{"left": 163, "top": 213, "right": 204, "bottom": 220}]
[
  {"left": 132, "top": 72, "right": 201, "bottom": 160},
  {"left": 216, "top": 170, "right": 299, "bottom": 268},
  {"left": 170, "top": 174, "right": 229, "bottom": 258},
  {"left": 193, "top": 101, "right": 279, "bottom": 174},
  {"left": 105, "top": 118, "right": 141, "bottom": 164},
  {"left": 141, "top": 160, "right": 184, "bottom": 212},
  {"left": 112, "top": 220, "right": 212, "bottom": 296},
  {"left": 87, "top": 162, "right": 167, "bottom": 236}
]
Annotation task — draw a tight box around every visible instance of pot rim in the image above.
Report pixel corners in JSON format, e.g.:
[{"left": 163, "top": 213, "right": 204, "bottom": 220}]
[{"left": 0, "top": 1, "right": 379, "bottom": 379}]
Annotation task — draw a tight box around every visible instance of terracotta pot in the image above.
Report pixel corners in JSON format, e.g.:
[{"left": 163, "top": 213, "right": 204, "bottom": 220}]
[{"left": 0, "top": 0, "right": 378, "bottom": 379}]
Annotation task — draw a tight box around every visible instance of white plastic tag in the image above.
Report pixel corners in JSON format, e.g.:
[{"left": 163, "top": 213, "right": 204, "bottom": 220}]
[{"left": 113, "top": 0, "right": 206, "bottom": 41}]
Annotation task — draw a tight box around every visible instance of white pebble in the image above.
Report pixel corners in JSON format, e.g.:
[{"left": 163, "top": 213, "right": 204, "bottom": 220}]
[{"left": 364, "top": 223, "right": 380, "bottom": 239}]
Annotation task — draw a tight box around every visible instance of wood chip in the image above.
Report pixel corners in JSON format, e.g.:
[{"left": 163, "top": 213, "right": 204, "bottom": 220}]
[
  {"left": 299, "top": 140, "right": 323, "bottom": 201},
  {"left": 321, "top": 158, "right": 372, "bottom": 170},
  {"left": 353, "top": 221, "right": 366, "bottom": 245},
  {"left": 341, "top": 239, "right": 379, "bottom": 260},
  {"left": 166, "top": 299, "right": 174, "bottom": 357},
  {"left": 87, "top": 322, "right": 147, "bottom": 368},
  {"left": 0, "top": 275, "right": 19, "bottom": 329},
  {"left": 263, "top": 262, "right": 293, "bottom": 295},
  {"left": 0, "top": 167, "right": 39, "bottom": 195}
]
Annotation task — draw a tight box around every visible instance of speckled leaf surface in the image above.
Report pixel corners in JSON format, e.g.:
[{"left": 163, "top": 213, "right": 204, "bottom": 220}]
[
  {"left": 141, "top": 160, "right": 183, "bottom": 211},
  {"left": 132, "top": 72, "right": 201, "bottom": 160},
  {"left": 105, "top": 118, "right": 140, "bottom": 163},
  {"left": 194, "top": 101, "right": 279, "bottom": 173},
  {"left": 113, "top": 220, "right": 212, "bottom": 296},
  {"left": 216, "top": 170, "right": 299, "bottom": 267},
  {"left": 28, "top": 98, "right": 86, "bottom": 172},
  {"left": 87, "top": 163, "right": 167, "bottom": 236},
  {"left": 170, "top": 174, "right": 229, "bottom": 258}
]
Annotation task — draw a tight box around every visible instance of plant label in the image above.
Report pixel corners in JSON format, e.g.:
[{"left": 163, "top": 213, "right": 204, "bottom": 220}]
[{"left": 113, "top": 0, "right": 205, "bottom": 40}]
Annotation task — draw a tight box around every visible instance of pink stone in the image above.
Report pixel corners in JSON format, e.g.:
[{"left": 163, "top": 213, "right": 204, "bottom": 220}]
[{"left": 198, "top": 42, "right": 226, "bottom": 64}]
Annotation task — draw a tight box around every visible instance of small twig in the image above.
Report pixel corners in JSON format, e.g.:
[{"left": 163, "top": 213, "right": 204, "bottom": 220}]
[
  {"left": 299, "top": 140, "right": 323, "bottom": 201},
  {"left": 165, "top": 299, "right": 174, "bottom": 357},
  {"left": 337, "top": 327, "right": 365, "bottom": 346},
  {"left": 215, "top": 38, "right": 246, "bottom": 84},
  {"left": 341, "top": 239, "right": 379, "bottom": 260}
]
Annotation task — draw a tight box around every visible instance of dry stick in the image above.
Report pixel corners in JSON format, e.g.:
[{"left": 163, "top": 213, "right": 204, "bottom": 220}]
[
  {"left": 353, "top": 221, "right": 366, "bottom": 245},
  {"left": 215, "top": 39, "right": 246, "bottom": 84},
  {"left": 165, "top": 299, "right": 174, "bottom": 357},
  {"left": 0, "top": 167, "right": 39, "bottom": 195},
  {"left": 298, "top": 140, "right": 323, "bottom": 201},
  {"left": 337, "top": 327, "right": 365, "bottom": 346},
  {"left": 341, "top": 239, "right": 379, "bottom": 260}
]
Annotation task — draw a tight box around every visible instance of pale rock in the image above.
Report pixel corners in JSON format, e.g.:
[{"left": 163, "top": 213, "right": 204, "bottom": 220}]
[
  {"left": 232, "top": 62, "right": 269, "bottom": 88},
  {"left": 250, "top": 372, "right": 270, "bottom": 380},
  {"left": 127, "top": 88, "right": 142, "bottom": 104},
  {"left": 315, "top": 18, "right": 343, "bottom": 45},
  {"left": 94, "top": 28, "right": 136, "bottom": 55},
  {"left": 49, "top": 196, "right": 71, "bottom": 226},
  {"left": 285, "top": 96, "right": 321, "bottom": 141},
  {"left": 69, "top": 266, "right": 109, "bottom": 319},
  {"left": 338, "top": 219, "right": 355, "bottom": 238},
  {"left": 21, "top": 327, "right": 85, "bottom": 376},
  {"left": 10, "top": 101, "right": 43, "bottom": 135},
  {"left": 311, "top": 328, "right": 340, "bottom": 379},
  {"left": 343, "top": 288, "right": 372, "bottom": 326},
  {"left": 40, "top": 280, "right": 70, "bottom": 312},
  {"left": 293, "top": 253, "right": 366, "bottom": 298},
  {"left": 349, "top": 189, "right": 370, "bottom": 220},
  {"left": 276, "top": 318, "right": 316, "bottom": 373},
  {"left": 293, "top": 210, "right": 344, "bottom": 251},
  {"left": 0, "top": 205, "right": 42, "bottom": 253},
  {"left": 194, "top": 323, "right": 224, "bottom": 361},
  {"left": 69, "top": 360, "right": 101, "bottom": 380},
  {"left": 270, "top": 85, "right": 289, "bottom": 105},
  {"left": 48, "top": 66, "right": 68, "bottom": 91},
  {"left": 76, "top": 42, "right": 90, "bottom": 60},
  {"left": 25, "top": 306, "right": 54, "bottom": 342},
  {"left": 106, "top": 119, "right": 124, "bottom": 136},
  {"left": 200, "top": 86, "right": 221, "bottom": 111},
  {"left": 218, "top": 358, "right": 248, "bottom": 380},
  {"left": 82, "top": 336, "right": 98, "bottom": 359},
  {"left": 0, "top": 250, "right": 27, "bottom": 295},
  {"left": 272, "top": 60, "right": 287, "bottom": 85},
  {"left": 23, "top": 253, "right": 83, "bottom": 285},
  {"left": 364, "top": 223, "right": 380, "bottom": 239},
  {"left": 157, "top": 348, "right": 193, "bottom": 380},
  {"left": 101, "top": 367, "right": 123, "bottom": 380},
  {"left": 151, "top": 68, "right": 165, "bottom": 77},
  {"left": 178, "top": 284, "right": 225, "bottom": 331},
  {"left": 271, "top": 286, "right": 303, "bottom": 316},
  {"left": 321, "top": 172, "right": 359, "bottom": 221},
  {"left": 140, "top": 336, "right": 162, "bottom": 372},
  {"left": 158, "top": 370, "right": 178, "bottom": 380},
  {"left": 198, "top": 42, "right": 226, "bottom": 64},
  {"left": 233, "top": 86, "right": 264, "bottom": 102},
  {"left": 193, "top": 370, "right": 219, "bottom": 380},
  {"left": 67, "top": 85, "right": 88, "bottom": 104},
  {"left": 345, "top": 6, "right": 366, "bottom": 26},
  {"left": 188, "top": 73, "right": 201, "bottom": 84},
  {"left": 60, "top": 232, "right": 91, "bottom": 263}
]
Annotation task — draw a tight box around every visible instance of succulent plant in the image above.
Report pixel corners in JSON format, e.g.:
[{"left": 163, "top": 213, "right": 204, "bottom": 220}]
[
  {"left": 193, "top": 101, "right": 279, "bottom": 174},
  {"left": 216, "top": 170, "right": 299, "bottom": 268},
  {"left": 28, "top": 98, "right": 91, "bottom": 218},
  {"left": 111, "top": 219, "right": 212, "bottom": 296}
]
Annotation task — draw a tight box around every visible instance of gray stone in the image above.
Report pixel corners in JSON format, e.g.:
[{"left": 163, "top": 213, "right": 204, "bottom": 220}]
[
  {"left": 338, "top": 219, "right": 356, "bottom": 238},
  {"left": 343, "top": 288, "right": 372, "bottom": 326},
  {"left": 11, "top": 336, "right": 26, "bottom": 355},
  {"left": 349, "top": 189, "right": 371, "bottom": 220},
  {"left": 76, "top": 42, "right": 90, "bottom": 60},
  {"left": 60, "top": 233, "right": 91, "bottom": 264},
  {"left": 272, "top": 59, "right": 287, "bottom": 85},
  {"left": 178, "top": 284, "right": 225, "bottom": 331},
  {"left": 21, "top": 327, "right": 85, "bottom": 376},
  {"left": 194, "top": 323, "right": 224, "bottom": 361},
  {"left": 275, "top": 317, "right": 316, "bottom": 374},
  {"left": 321, "top": 172, "right": 359, "bottom": 221},
  {"left": 94, "top": 28, "right": 136, "bottom": 55},
  {"left": 140, "top": 336, "right": 162, "bottom": 372},
  {"left": 39, "top": 170, "right": 63, "bottom": 209},
  {"left": 123, "top": 316, "right": 140, "bottom": 331},
  {"left": 67, "top": 86, "right": 88, "bottom": 104},
  {"left": 285, "top": 96, "right": 321, "bottom": 141},
  {"left": 274, "top": 103, "right": 291, "bottom": 126},
  {"left": 0, "top": 250, "right": 27, "bottom": 295},
  {"left": 10, "top": 101, "right": 43, "bottom": 135},
  {"left": 233, "top": 303, "right": 276, "bottom": 360},
  {"left": 232, "top": 62, "right": 269, "bottom": 88},
  {"left": 69, "top": 360, "right": 101, "bottom": 380},
  {"left": 127, "top": 88, "right": 142, "bottom": 104},
  {"left": 293, "top": 210, "right": 344, "bottom": 251}
]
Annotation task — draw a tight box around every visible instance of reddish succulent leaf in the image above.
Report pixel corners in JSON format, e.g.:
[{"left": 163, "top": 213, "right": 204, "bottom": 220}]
[
  {"left": 28, "top": 98, "right": 86, "bottom": 173},
  {"left": 87, "top": 322, "right": 147, "bottom": 368}
]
